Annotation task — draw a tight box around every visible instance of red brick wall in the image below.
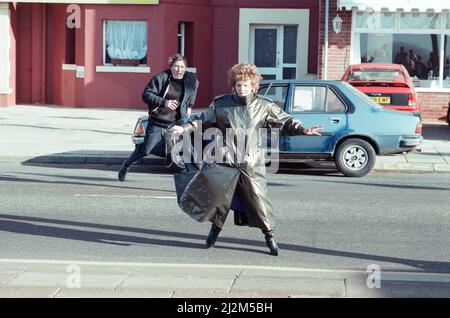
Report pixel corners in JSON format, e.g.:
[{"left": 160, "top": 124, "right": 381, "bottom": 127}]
[
  {"left": 417, "top": 92, "right": 450, "bottom": 122},
  {"left": 317, "top": 0, "right": 352, "bottom": 80}
]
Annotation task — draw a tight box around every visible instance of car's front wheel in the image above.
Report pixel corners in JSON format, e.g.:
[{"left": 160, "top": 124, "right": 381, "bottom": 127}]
[{"left": 334, "top": 139, "right": 376, "bottom": 177}]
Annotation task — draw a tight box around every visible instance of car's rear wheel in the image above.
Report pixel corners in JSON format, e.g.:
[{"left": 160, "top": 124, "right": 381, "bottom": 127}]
[{"left": 334, "top": 139, "right": 376, "bottom": 177}]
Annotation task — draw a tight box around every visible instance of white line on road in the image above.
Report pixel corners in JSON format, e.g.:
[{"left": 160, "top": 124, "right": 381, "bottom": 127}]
[{"left": 74, "top": 194, "right": 176, "bottom": 199}]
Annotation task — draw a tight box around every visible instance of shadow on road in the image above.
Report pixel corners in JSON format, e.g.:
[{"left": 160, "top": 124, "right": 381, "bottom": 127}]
[
  {"left": 0, "top": 174, "right": 175, "bottom": 193},
  {"left": 1, "top": 213, "right": 449, "bottom": 273}
]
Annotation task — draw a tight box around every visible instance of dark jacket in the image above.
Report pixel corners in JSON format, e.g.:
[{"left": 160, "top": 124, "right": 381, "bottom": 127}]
[
  {"left": 142, "top": 69, "right": 199, "bottom": 123},
  {"left": 175, "top": 93, "right": 305, "bottom": 231}
]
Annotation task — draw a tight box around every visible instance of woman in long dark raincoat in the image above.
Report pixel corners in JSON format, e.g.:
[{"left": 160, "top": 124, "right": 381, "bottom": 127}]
[{"left": 171, "top": 63, "right": 322, "bottom": 256}]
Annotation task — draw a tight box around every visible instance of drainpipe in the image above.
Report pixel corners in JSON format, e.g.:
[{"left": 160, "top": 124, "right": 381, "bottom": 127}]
[{"left": 323, "top": 0, "right": 329, "bottom": 80}]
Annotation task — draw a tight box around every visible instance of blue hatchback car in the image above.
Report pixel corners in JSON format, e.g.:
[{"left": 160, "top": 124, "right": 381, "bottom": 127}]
[
  {"left": 132, "top": 80, "right": 422, "bottom": 177},
  {"left": 257, "top": 80, "right": 422, "bottom": 177}
]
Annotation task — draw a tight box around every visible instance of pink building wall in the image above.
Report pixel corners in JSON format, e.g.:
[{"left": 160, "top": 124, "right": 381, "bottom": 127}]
[
  {"left": 11, "top": 1, "right": 212, "bottom": 109},
  {"left": 6, "top": 0, "right": 319, "bottom": 110}
]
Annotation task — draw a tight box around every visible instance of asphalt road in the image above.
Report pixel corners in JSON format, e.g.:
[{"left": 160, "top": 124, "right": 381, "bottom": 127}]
[{"left": 1, "top": 162, "right": 449, "bottom": 274}]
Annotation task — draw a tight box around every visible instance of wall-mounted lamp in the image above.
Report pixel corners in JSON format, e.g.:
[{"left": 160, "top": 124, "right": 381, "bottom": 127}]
[{"left": 332, "top": 14, "right": 343, "bottom": 34}]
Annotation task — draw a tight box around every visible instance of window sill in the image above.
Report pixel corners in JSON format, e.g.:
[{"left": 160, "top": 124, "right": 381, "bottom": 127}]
[
  {"left": 96, "top": 65, "right": 151, "bottom": 73},
  {"left": 62, "top": 64, "right": 76, "bottom": 71},
  {"left": 0, "top": 88, "right": 12, "bottom": 94},
  {"left": 110, "top": 59, "right": 141, "bottom": 66}
]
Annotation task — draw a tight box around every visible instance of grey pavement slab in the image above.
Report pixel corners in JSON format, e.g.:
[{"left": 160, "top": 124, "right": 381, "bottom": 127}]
[
  {"left": 373, "top": 162, "right": 434, "bottom": 172},
  {"left": 1, "top": 260, "right": 450, "bottom": 298},
  {"left": 230, "top": 275, "right": 345, "bottom": 297},
  {"left": 120, "top": 274, "right": 236, "bottom": 292},
  {"left": 55, "top": 288, "right": 173, "bottom": 298},
  {"left": 6, "top": 272, "right": 128, "bottom": 289},
  {"left": 0, "top": 286, "right": 60, "bottom": 298},
  {"left": 345, "top": 279, "right": 450, "bottom": 298},
  {"left": 434, "top": 164, "right": 450, "bottom": 172}
]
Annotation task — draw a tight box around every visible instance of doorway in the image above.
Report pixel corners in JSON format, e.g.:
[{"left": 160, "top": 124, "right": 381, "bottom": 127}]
[{"left": 249, "top": 24, "right": 298, "bottom": 81}]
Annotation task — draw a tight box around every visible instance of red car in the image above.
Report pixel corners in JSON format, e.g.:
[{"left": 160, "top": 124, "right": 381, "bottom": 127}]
[{"left": 342, "top": 63, "right": 420, "bottom": 116}]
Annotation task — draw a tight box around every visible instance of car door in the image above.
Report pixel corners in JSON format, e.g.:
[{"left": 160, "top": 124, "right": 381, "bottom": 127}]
[{"left": 282, "top": 84, "right": 348, "bottom": 154}]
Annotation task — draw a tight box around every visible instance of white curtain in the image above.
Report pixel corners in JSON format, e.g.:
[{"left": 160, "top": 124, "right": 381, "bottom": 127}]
[
  {"left": 106, "top": 21, "right": 147, "bottom": 60},
  {"left": 400, "top": 13, "right": 441, "bottom": 30}
]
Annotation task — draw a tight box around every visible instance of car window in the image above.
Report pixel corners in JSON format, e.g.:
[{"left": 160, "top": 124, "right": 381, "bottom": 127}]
[
  {"left": 292, "top": 86, "right": 326, "bottom": 112},
  {"left": 326, "top": 88, "right": 346, "bottom": 112},
  {"left": 258, "top": 84, "right": 288, "bottom": 109},
  {"left": 291, "top": 86, "right": 345, "bottom": 113},
  {"left": 347, "top": 69, "right": 406, "bottom": 82}
]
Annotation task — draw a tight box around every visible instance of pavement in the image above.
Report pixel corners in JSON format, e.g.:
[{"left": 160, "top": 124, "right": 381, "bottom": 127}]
[{"left": 1, "top": 104, "right": 450, "bottom": 299}]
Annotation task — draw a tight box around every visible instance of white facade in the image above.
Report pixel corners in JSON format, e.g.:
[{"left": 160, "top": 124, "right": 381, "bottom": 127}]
[{"left": 0, "top": 3, "right": 11, "bottom": 94}]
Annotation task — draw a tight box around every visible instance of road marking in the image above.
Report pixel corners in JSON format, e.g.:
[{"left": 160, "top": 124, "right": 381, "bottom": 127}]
[{"left": 74, "top": 194, "right": 176, "bottom": 199}]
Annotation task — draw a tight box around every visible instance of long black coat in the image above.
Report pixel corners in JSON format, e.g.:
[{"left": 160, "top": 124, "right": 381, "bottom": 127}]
[{"left": 176, "top": 93, "right": 305, "bottom": 232}]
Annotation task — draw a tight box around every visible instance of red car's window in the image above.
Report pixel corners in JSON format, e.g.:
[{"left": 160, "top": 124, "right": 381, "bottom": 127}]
[{"left": 347, "top": 69, "right": 406, "bottom": 82}]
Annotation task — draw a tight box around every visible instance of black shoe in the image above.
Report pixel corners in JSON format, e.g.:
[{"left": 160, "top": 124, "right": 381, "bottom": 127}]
[
  {"left": 118, "top": 164, "right": 128, "bottom": 182},
  {"left": 265, "top": 235, "right": 279, "bottom": 256},
  {"left": 206, "top": 224, "right": 221, "bottom": 248}
]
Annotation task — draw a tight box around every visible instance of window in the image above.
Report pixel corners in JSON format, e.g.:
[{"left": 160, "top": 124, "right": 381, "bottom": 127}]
[
  {"left": 293, "top": 86, "right": 325, "bottom": 112},
  {"left": 292, "top": 86, "right": 345, "bottom": 113},
  {"left": 65, "top": 26, "right": 75, "bottom": 65},
  {"left": 178, "top": 22, "right": 193, "bottom": 64},
  {"left": 104, "top": 20, "right": 147, "bottom": 65},
  {"left": 326, "top": 88, "right": 346, "bottom": 112},
  {"left": 347, "top": 69, "right": 405, "bottom": 82},
  {"left": 178, "top": 22, "right": 185, "bottom": 56},
  {"left": 352, "top": 11, "right": 450, "bottom": 89},
  {"left": 258, "top": 84, "right": 288, "bottom": 109}
]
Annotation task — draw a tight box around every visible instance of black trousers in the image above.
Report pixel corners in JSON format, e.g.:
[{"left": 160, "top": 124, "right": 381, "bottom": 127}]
[{"left": 123, "top": 120, "right": 170, "bottom": 168}]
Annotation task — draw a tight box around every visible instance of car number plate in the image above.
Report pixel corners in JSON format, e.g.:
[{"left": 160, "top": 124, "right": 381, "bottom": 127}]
[{"left": 371, "top": 96, "right": 391, "bottom": 104}]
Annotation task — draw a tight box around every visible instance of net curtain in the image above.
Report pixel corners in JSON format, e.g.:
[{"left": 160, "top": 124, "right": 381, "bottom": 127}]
[{"left": 106, "top": 21, "right": 147, "bottom": 60}]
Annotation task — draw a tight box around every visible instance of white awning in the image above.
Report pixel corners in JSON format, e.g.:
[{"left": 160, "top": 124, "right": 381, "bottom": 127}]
[{"left": 338, "top": 0, "right": 450, "bottom": 12}]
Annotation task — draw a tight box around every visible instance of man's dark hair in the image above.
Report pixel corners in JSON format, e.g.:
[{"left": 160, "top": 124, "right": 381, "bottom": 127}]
[{"left": 168, "top": 54, "right": 188, "bottom": 67}]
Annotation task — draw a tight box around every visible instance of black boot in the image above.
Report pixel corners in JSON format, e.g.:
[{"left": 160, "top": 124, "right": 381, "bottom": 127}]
[
  {"left": 118, "top": 163, "right": 128, "bottom": 182},
  {"left": 206, "top": 224, "right": 221, "bottom": 248},
  {"left": 265, "top": 234, "right": 279, "bottom": 256}
]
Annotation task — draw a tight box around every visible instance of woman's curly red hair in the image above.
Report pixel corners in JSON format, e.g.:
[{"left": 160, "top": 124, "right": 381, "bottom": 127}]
[{"left": 227, "top": 63, "right": 263, "bottom": 92}]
